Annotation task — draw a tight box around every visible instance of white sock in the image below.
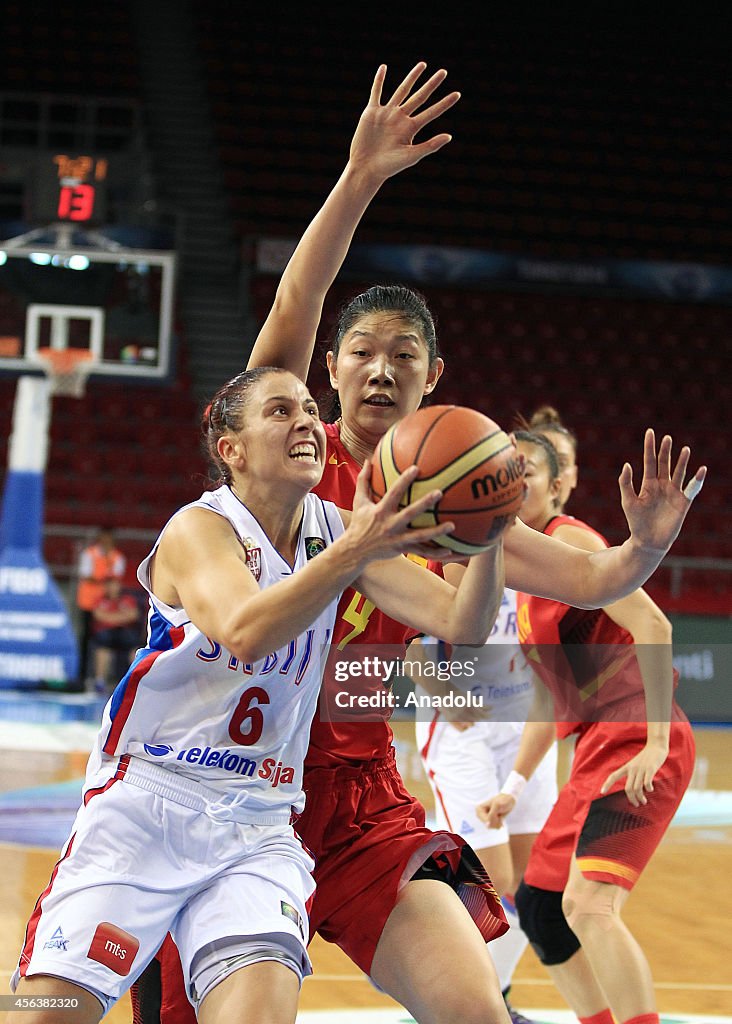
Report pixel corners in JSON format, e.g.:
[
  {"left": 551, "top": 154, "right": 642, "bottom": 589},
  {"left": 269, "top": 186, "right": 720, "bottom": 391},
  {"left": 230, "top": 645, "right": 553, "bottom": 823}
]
[{"left": 488, "top": 895, "right": 529, "bottom": 993}]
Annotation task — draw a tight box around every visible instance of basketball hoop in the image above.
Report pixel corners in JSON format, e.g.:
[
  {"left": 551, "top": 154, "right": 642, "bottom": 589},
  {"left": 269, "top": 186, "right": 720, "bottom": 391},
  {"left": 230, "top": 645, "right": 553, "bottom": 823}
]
[{"left": 32, "top": 348, "right": 95, "bottom": 398}]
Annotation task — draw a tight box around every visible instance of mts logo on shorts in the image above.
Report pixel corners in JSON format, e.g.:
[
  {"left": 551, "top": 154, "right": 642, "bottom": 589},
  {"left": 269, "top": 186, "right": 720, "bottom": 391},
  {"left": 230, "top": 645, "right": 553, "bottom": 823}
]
[{"left": 87, "top": 922, "right": 140, "bottom": 976}]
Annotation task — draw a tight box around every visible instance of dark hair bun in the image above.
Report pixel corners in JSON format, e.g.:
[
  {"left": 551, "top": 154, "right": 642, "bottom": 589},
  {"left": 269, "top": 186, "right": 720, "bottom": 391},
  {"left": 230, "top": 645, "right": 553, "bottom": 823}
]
[{"left": 530, "top": 405, "right": 563, "bottom": 427}]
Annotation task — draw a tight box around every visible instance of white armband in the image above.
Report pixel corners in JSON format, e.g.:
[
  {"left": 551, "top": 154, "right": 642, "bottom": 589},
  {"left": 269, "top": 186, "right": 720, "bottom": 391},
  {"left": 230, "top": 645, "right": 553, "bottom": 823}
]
[{"left": 500, "top": 770, "right": 528, "bottom": 802}]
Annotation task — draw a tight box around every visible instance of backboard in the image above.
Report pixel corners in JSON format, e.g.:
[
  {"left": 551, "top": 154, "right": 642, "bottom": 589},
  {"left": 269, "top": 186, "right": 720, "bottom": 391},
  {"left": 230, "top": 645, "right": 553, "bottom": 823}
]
[{"left": 0, "top": 242, "right": 175, "bottom": 380}]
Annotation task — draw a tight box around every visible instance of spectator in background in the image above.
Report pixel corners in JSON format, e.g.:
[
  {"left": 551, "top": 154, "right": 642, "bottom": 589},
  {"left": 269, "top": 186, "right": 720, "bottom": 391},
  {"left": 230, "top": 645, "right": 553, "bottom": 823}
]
[
  {"left": 75, "top": 528, "right": 126, "bottom": 684},
  {"left": 90, "top": 577, "right": 141, "bottom": 693}
]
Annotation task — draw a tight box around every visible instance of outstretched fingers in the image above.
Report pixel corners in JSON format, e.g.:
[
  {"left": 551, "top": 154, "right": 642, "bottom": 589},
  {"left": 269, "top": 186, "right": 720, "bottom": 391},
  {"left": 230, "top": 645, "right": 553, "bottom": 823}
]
[
  {"left": 642, "top": 427, "right": 658, "bottom": 482},
  {"left": 374, "top": 466, "right": 453, "bottom": 543},
  {"left": 626, "top": 429, "right": 707, "bottom": 504},
  {"left": 657, "top": 433, "right": 673, "bottom": 480},
  {"left": 618, "top": 460, "right": 635, "bottom": 502},
  {"left": 684, "top": 465, "right": 707, "bottom": 501},
  {"left": 664, "top": 437, "right": 706, "bottom": 502},
  {"left": 397, "top": 68, "right": 449, "bottom": 115},
  {"left": 368, "top": 64, "right": 388, "bottom": 106},
  {"left": 412, "top": 89, "right": 461, "bottom": 132},
  {"left": 374, "top": 464, "right": 420, "bottom": 511},
  {"left": 387, "top": 61, "right": 428, "bottom": 107},
  {"left": 390, "top": 484, "right": 443, "bottom": 527},
  {"left": 671, "top": 444, "right": 691, "bottom": 487},
  {"left": 666, "top": 438, "right": 708, "bottom": 501}
]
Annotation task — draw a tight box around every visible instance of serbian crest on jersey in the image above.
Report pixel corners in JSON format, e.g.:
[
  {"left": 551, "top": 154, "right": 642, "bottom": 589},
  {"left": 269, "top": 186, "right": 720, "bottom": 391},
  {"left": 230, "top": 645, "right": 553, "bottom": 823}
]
[
  {"left": 305, "top": 536, "right": 326, "bottom": 559},
  {"left": 242, "top": 536, "right": 262, "bottom": 580}
]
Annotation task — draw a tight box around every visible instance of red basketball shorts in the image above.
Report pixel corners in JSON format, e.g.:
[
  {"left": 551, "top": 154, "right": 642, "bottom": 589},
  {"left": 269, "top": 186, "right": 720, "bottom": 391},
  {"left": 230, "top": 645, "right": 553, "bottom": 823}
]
[
  {"left": 299, "top": 748, "right": 507, "bottom": 972},
  {"left": 524, "top": 717, "right": 695, "bottom": 892}
]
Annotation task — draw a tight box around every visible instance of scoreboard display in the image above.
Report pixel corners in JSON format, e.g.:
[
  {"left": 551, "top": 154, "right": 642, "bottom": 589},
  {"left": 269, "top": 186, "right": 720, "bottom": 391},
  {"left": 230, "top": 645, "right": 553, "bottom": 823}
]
[{"left": 31, "top": 153, "right": 109, "bottom": 225}]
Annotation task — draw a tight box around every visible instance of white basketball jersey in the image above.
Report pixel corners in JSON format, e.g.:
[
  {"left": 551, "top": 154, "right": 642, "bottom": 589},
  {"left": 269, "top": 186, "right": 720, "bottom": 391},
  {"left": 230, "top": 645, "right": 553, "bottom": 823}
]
[
  {"left": 85, "top": 485, "right": 344, "bottom": 815},
  {"left": 458, "top": 587, "right": 534, "bottom": 721},
  {"left": 418, "top": 589, "right": 535, "bottom": 724}
]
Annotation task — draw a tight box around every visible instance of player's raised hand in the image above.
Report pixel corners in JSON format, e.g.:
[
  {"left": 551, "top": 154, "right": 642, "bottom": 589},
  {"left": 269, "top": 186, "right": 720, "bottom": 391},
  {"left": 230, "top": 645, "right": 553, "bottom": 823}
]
[
  {"left": 346, "top": 460, "right": 455, "bottom": 563},
  {"left": 619, "top": 429, "right": 706, "bottom": 554},
  {"left": 348, "top": 62, "right": 460, "bottom": 184}
]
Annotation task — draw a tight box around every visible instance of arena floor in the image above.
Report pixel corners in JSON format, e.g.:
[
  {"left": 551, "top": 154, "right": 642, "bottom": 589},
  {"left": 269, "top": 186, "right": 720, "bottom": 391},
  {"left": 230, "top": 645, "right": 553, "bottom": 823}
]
[{"left": 1, "top": 700, "right": 730, "bottom": 1023}]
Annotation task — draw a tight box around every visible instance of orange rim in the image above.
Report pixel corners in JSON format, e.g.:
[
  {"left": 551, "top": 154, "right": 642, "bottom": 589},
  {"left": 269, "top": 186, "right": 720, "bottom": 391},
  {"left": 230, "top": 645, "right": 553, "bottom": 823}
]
[{"left": 35, "top": 347, "right": 94, "bottom": 373}]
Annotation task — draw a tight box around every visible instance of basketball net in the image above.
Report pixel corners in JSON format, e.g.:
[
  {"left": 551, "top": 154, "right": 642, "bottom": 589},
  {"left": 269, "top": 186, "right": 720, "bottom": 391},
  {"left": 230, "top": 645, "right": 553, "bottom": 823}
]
[{"left": 32, "top": 347, "right": 95, "bottom": 398}]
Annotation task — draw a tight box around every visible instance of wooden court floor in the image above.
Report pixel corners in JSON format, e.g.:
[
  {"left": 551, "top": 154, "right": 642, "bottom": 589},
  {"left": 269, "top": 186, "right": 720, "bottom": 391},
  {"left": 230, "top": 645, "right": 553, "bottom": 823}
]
[{"left": 1, "top": 725, "right": 730, "bottom": 1022}]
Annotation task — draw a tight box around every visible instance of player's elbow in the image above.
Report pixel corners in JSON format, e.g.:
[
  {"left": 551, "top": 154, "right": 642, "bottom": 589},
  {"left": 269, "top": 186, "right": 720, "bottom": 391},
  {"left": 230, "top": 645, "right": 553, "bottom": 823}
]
[
  {"left": 443, "top": 621, "right": 491, "bottom": 646},
  {"left": 644, "top": 605, "right": 673, "bottom": 644},
  {"left": 219, "top": 620, "right": 269, "bottom": 665}
]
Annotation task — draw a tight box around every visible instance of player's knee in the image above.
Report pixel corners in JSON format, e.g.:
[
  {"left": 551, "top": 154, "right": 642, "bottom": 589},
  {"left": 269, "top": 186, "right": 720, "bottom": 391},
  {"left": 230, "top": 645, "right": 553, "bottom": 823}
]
[
  {"left": 562, "top": 882, "right": 621, "bottom": 936},
  {"left": 514, "top": 880, "right": 580, "bottom": 965},
  {"left": 430, "top": 986, "right": 508, "bottom": 1024}
]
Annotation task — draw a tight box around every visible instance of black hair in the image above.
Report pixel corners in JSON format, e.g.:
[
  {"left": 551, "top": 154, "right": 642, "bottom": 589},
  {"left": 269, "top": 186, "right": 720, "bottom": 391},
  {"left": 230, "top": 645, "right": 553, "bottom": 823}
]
[
  {"left": 320, "top": 284, "right": 441, "bottom": 422},
  {"left": 528, "top": 404, "right": 578, "bottom": 454},
  {"left": 513, "top": 429, "right": 561, "bottom": 482}
]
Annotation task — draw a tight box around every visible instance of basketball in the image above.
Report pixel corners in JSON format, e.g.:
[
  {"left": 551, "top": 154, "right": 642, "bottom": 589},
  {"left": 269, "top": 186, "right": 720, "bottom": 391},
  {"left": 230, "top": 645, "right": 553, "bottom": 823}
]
[{"left": 370, "top": 405, "right": 526, "bottom": 555}]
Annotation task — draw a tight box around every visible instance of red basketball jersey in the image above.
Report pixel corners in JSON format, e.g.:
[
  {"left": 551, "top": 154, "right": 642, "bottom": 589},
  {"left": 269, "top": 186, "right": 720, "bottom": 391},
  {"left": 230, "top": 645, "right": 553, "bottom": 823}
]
[
  {"left": 516, "top": 515, "right": 640, "bottom": 738},
  {"left": 308, "top": 422, "right": 432, "bottom": 767}
]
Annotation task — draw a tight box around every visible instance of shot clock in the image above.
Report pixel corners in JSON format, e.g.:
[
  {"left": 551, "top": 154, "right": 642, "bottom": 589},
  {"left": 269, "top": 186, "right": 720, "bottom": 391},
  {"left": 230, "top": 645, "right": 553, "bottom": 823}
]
[{"left": 31, "top": 152, "right": 109, "bottom": 225}]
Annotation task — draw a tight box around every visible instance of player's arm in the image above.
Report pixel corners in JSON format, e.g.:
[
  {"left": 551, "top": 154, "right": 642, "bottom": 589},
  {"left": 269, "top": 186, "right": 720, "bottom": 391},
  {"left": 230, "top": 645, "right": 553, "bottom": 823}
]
[
  {"left": 341, "top": 459, "right": 505, "bottom": 644},
  {"left": 404, "top": 636, "right": 479, "bottom": 730},
  {"left": 505, "top": 430, "right": 706, "bottom": 608},
  {"left": 415, "top": 560, "right": 504, "bottom": 727},
  {"left": 551, "top": 519, "right": 674, "bottom": 721},
  {"left": 476, "top": 684, "right": 556, "bottom": 829},
  {"left": 343, "top": 469, "right": 502, "bottom": 646},
  {"left": 598, "top": 587, "right": 674, "bottom": 807},
  {"left": 556, "top": 521, "right": 676, "bottom": 806},
  {"left": 246, "top": 62, "right": 459, "bottom": 379},
  {"left": 536, "top": 519, "right": 675, "bottom": 807},
  {"left": 151, "top": 468, "right": 455, "bottom": 663},
  {"left": 356, "top": 544, "right": 504, "bottom": 646},
  {"left": 405, "top": 636, "right": 453, "bottom": 702}
]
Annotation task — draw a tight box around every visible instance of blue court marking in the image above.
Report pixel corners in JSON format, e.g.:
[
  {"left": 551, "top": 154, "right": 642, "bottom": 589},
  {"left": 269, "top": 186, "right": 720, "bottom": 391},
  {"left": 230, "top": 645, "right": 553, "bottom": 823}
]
[
  {"left": 1, "top": 696, "right": 730, "bottom": 847},
  {"left": 0, "top": 779, "right": 730, "bottom": 850},
  {"left": 0, "top": 689, "right": 105, "bottom": 724},
  {"left": 0, "top": 779, "right": 82, "bottom": 848},
  {"left": 0, "top": 780, "right": 82, "bottom": 805},
  {"left": 673, "top": 787, "right": 732, "bottom": 827}
]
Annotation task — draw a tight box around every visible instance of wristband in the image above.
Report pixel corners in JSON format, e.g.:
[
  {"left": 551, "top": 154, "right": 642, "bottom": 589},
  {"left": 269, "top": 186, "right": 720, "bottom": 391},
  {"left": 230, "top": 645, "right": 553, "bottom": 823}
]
[{"left": 500, "top": 770, "right": 528, "bottom": 801}]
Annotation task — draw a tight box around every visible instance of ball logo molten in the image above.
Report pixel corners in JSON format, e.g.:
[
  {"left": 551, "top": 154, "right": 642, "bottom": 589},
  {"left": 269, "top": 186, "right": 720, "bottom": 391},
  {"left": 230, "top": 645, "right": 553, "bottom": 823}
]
[{"left": 371, "top": 405, "right": 526, "bottom": 555}]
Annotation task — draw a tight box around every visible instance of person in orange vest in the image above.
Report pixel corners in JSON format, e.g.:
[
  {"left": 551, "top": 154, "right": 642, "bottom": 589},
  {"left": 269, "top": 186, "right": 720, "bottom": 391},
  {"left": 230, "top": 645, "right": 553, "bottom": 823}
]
[
  {"left": 76, "top": 528, "right": 126, "bottom": 685},
  {"left": 90, "top": 577, "right": 142, "bottom": 693}
]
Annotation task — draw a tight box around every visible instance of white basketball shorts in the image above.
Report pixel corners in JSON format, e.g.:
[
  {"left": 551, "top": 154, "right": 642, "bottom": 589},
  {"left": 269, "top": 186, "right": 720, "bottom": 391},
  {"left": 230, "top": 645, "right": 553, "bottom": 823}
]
[
  {"left": 416, "top": 718, "right": 558, "bottom": 849},
  {"left": 12, "top": 756, "right": 314, "bottom": 1012}
]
